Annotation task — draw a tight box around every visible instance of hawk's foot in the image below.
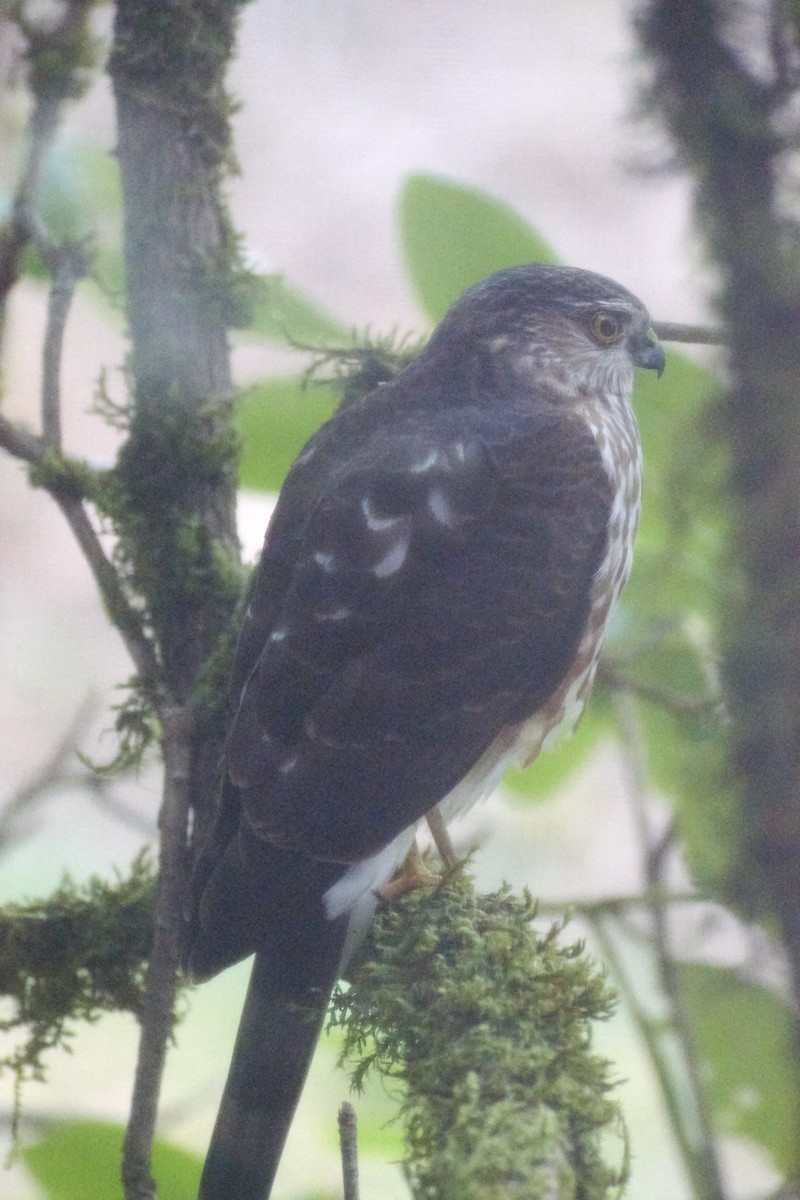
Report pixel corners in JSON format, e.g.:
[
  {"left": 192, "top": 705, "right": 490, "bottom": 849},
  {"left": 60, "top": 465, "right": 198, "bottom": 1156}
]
[{"left": 379, "top": 843, "right": 440, "bottom": 901}]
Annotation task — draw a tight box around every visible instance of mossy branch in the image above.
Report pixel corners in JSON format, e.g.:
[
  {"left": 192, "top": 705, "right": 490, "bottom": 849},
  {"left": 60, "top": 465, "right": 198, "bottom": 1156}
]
[
  {"left": 333, "top": 874, "right": 627, "bottom": 1200},
  {"left": 0, "top": 856, "right": 157, "bottom": 1132}
]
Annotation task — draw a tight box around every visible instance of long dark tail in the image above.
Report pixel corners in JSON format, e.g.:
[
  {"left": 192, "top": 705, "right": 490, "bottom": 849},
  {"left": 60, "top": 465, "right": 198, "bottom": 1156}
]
[{"left": 198, "top": 925, "right": 347, "bottom": 1200}]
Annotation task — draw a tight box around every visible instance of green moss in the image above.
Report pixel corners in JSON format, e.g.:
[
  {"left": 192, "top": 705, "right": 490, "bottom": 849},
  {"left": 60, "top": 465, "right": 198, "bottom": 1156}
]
[
  {"left": 109, "top": 0, "right": 246, "bottom": 178},
  {"left": 99, "top": 390, "right": 242, "bottom": 688},
  {"left": 28, "top": 449, "right": 98, "bottom": 501},
  {"left": 334, "top": 875, "right": 627, "bottom": 1200},
  {"left": 14, "top": 0, "right": 98, "bottom": 106},
  {"left": 303, "top": 332, "right": 426, "bottom": 410},
  {"left": 0, "top": 855, "right": 157, "bottom": 1098}
]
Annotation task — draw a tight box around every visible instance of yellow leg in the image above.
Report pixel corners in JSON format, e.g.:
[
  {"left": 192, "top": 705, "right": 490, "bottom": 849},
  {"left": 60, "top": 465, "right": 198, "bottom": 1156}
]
[{"left": 426, "top": 806, "right": 459, "bottom": 868}]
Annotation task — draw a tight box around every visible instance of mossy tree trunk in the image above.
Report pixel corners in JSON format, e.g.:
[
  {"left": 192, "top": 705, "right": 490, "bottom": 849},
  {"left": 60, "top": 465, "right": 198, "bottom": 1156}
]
[
  {"left": 107, "top": 3, "right": 246, "bottom": 1195},
  {"left": 637, "top": 0, "right": 800, "bottom": 1167}
]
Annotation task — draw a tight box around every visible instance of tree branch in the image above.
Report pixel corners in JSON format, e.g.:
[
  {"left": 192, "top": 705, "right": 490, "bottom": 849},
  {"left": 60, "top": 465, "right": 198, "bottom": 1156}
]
[
  {"left": 0, "top": 0, "right": 95, "bottom": 331},
  {"left": 653, "top": 320, "right": 726, "bottom": 345},
  {"left": 41, "top": 240, "right": 90, "bottom": 450},
  {"left": 123, "top": 706, "right": 194, "bottom": 1200}
]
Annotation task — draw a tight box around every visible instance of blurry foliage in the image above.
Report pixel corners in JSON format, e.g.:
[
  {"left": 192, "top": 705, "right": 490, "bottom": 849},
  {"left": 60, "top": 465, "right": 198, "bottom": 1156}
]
[
  {"left": 680, "top": 962, "right": 796, "bottom": 1172},
  {"left": 21, "top": 1119, "right": 201, "bottom": 1200},
  {"left": 399, "top": 173, "right": 559, "bottom": 319}
]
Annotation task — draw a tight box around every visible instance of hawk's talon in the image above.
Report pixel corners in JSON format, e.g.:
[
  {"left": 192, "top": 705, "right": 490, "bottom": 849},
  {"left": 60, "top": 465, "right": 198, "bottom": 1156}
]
[{"left": 379, "top": 843, "right": 440, "bottom": 901}]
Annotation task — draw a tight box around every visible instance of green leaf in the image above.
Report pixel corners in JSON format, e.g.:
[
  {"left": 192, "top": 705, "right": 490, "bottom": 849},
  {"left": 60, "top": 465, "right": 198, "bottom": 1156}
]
[
  {"left": 33, "top": 137, "right": 125, "bottom": 299},
  {"left": 22, "top": 1119, "right": 201, "bottom": 1200},
  {"left": 398, "top": 173, "right": 558, "bottom": 320},
  {"left": 679, "top": 963, "right": 796, "bottom": 1171},
  {"left": 246, "top": 275, "right": 349, "bottom": 344},
  {"left": 237, "top": 376, "right": 338, "bottom": 493}
]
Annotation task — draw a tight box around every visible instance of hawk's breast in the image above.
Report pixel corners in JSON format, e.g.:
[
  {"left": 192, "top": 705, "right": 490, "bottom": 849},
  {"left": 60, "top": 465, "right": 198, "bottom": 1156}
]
[{"left": 440, "top": 387, "right": 642, "bottom": 819}]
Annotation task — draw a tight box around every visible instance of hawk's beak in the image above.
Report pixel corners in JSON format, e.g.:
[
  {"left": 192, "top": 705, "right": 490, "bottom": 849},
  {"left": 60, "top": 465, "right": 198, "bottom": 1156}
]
[{"left": 633, "top": 327, "right": 665, "bottom": 378}]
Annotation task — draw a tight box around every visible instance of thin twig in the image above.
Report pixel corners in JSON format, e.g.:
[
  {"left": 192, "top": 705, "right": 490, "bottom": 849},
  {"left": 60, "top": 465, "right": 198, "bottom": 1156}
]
[
  {"left": 0, "top": 1, "right": 91, "bottom": 325},
  {"left": 534, "top": 889, "right": 702, "bottom": 919},
  {"left": 588, "top": 914, "right": 698, "bottom": 1169},
  {"left": 122, "top": 705, "right": 195, "bottom": 1200},
  {"left": 41, "top": 242, "right": 89, "bottom": 450},
  {"left": 599, "top": 659, "right": 722, "bottom": 718},
  {"left": 0, "top": 694, "right": 97, "bottom": 853},
  {"left": 0, "top": 410, "right": 162, "bottom": 689},
  {"left": 339, "top": 1101, "right": 360, "bottom": 1200},
  {"left": 653, "top": 320, "right": 726, "bottom": 345},
  {"left": 0, "top": 413, "right": 45, "bottom": 464},
  {"left": 614, "top": 692, "right": 727, "bottom": 1200},
  {"left": 53, "top": 493, "right": 162, "bottom": 688}
]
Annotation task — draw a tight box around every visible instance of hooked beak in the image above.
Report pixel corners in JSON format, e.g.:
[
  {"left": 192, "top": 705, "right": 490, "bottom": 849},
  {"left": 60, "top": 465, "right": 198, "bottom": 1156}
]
[{"left": 632, "top": 326, "right": 665, "bottom": 378}]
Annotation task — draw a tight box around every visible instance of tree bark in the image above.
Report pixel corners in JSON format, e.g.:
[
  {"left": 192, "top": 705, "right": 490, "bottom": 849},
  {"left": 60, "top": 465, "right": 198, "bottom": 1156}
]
[{"left": 108, "top": 3, "right": 245, "bottom": 1193}]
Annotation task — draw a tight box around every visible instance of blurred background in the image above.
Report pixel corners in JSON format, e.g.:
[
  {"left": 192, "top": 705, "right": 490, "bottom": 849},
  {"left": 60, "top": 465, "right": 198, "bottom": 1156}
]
[{"left": 0, "top": 3, "right": 762, "bottom": 1199}]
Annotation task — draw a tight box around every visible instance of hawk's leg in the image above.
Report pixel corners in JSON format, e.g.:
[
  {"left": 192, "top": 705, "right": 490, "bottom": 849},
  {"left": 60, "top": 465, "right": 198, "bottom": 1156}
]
[{"left": 426, "top": 805, "right": 459, "bottom": 869}]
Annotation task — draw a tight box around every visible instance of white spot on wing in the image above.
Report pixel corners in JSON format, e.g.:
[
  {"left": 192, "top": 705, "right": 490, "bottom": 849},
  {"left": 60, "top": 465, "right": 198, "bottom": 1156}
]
[
  {"left": 315, "top": 605, "right": 351, "bottom": 622},
  {"left": 428, "top": 486, "right": 455, "bottom": 527},
  {"left": 409, "top": 449, "right": 439, "bottom": 473},
  {"left": 373, "top": 536, "right": 409, "bottom": 578},
  {"left": 270, "top": 627, "right": 287, "bottom": 643},
  {"left": 361, "top": 495, "right": 402, "bottom": 531},
  {"left": 313, "top": 550, "right": 336, "bottom": 572}
]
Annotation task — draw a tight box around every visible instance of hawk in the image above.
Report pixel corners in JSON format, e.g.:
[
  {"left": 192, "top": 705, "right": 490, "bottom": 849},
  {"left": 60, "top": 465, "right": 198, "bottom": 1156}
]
[{"left": 186, "top": 264, "right": 664, "bottom": 1200}]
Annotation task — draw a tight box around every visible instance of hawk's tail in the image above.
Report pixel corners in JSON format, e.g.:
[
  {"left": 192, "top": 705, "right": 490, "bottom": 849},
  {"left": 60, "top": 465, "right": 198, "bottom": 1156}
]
[{"left": 198, "top": 928, "right": 346, "bottom": 1200}]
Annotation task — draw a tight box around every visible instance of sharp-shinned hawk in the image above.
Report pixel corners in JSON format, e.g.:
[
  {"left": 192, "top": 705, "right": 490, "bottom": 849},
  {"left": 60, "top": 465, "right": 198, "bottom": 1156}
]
[{"left": 186, "top": 263, "right": 665, "bottom": 1200}]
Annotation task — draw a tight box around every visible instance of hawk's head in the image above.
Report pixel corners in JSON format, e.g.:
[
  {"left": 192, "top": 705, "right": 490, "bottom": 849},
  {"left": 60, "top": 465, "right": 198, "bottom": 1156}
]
[{"left": 427, "top": 264, "right": 665, "bottom": 400}]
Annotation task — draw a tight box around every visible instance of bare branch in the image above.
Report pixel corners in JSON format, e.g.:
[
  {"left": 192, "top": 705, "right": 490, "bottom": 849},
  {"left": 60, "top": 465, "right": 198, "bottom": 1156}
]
[
  {"left": 598, "top": 658, "right": 725, "bottom": 719},
  {"left": 0, "top": 413, "right": 45, "bottom": 465},
  {"left": 41, "top": 241, "right": 90, "bottom": 450},
  {"left": 653, "top": 320, "right": 726, "bottom": 345},
  {"left": 0, "top": 1, "right": 95, "bottom": 328},
  {"left": 123, "top": 706, "right": 194, "bottom": 1200},
  {"left": 339, "top": 1101, "right": 360, "bottom": 1200},
  {"left": 56, "top": 495, "right": 162, "bottom": 687},
  {"left": 0, "top": 417, "right": 162, "bottom": 690}
]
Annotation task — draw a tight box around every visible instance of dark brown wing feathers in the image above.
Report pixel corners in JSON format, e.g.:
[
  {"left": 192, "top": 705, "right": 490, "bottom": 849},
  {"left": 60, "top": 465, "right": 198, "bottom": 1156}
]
[{"left": 224, "top": 398, "right": 612, "bottom": 866}]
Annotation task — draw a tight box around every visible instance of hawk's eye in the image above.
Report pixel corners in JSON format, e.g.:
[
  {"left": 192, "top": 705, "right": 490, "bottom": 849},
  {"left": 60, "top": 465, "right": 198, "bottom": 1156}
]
[{"left": 589, "top": 311, "right": 625, "bottom": 346}]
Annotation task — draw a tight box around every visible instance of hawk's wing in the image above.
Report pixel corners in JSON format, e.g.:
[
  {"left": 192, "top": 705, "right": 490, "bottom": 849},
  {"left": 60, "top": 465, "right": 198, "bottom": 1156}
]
[{"left": 226, "top": 397, "right": 613, "bottom": 864}]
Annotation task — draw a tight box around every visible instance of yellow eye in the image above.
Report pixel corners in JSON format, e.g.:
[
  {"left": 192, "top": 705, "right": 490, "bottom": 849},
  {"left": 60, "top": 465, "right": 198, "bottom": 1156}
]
[{"left": 590, "top": 311, "right": 625, "bottom": 345}]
